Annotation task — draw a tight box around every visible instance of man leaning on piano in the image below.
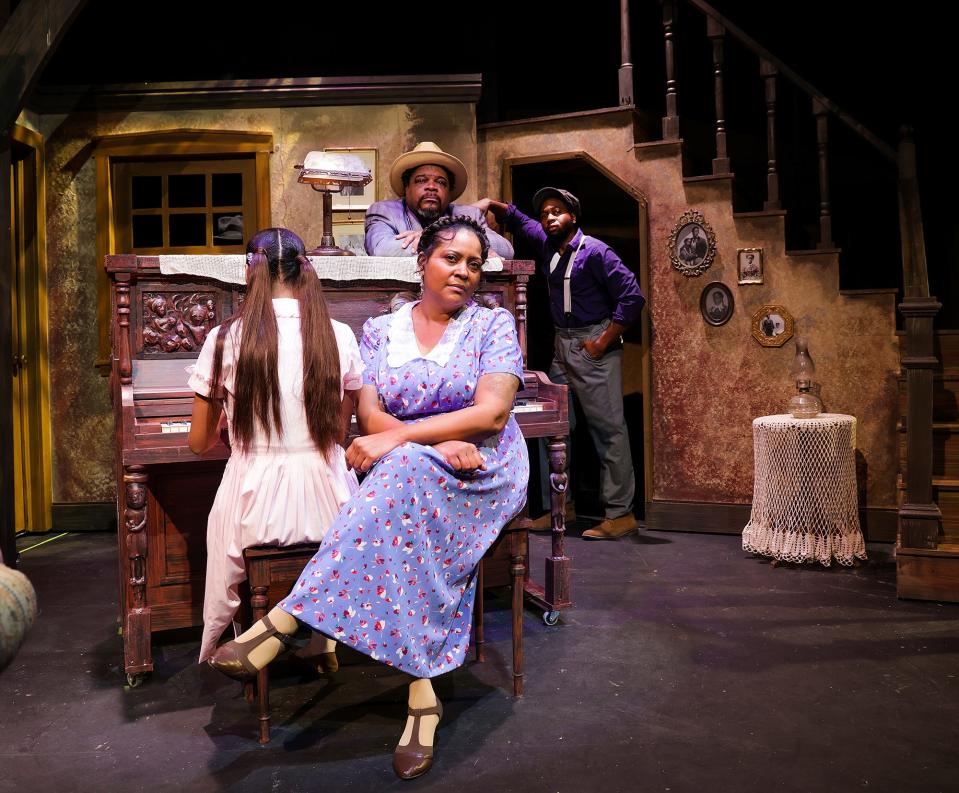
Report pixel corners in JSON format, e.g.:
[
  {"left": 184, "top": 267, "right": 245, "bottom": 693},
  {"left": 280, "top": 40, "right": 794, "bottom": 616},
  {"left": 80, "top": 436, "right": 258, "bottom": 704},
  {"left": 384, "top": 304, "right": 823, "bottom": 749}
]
[{"left": 363, "top": 141, "right": 514, "bottom": 259}]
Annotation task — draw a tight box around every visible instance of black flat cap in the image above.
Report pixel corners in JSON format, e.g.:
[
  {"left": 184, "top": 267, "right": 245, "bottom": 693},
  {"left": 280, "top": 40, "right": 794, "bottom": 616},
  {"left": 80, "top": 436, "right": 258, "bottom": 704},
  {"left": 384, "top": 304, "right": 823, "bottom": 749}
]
[{"left": 532, "top": 187, "right": 581, "bottom": 218}]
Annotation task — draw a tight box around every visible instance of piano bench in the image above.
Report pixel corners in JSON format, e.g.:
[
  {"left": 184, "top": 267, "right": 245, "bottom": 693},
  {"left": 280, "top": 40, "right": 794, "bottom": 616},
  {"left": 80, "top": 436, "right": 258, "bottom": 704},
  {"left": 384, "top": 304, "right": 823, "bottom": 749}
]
[
  {"left": 473, "top": 513, "right": 530, "bottom": 697},
  {"left": 236, "top": 519, "right": 529, "bottom": 744},
  {"left": 240, "top": 542, "right": 321, "bottom": 745}
]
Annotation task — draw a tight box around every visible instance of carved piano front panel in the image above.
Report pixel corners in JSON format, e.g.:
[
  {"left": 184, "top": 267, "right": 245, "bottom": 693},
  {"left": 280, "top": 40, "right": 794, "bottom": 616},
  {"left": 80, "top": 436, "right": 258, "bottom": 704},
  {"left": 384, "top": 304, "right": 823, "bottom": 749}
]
[{"left": 136, "top": 284, "right": 230, "bottom": 358}]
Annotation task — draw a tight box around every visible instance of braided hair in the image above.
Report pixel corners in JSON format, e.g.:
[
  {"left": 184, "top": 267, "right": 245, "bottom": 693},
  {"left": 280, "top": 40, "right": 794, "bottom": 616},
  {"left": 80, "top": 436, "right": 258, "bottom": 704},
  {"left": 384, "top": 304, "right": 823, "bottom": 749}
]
[
  {"left": 209, "top": 227, "right": 341, "bottom": 455},
  {"left": 416, "top": 214, "right": 491, "bottom": 263}
]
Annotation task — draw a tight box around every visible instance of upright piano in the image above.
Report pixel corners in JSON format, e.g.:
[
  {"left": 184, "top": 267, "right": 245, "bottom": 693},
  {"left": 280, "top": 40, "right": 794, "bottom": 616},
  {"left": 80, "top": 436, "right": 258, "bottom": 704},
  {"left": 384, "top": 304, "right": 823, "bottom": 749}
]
[{"left": 105, "top": 254, "right": 570, "bottom": 685}]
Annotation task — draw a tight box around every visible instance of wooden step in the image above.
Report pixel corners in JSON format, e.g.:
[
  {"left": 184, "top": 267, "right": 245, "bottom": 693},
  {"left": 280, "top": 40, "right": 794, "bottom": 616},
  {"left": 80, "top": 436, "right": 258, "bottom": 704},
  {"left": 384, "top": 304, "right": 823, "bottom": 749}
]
[
  {"left": 733, "top": 210, "right": 787, "bottom": 219},
  {"left": 939, "top": 487, "right": 959, "bottom": 539},
  {"left": 631, "top": 139, "right": 682, "bottom": 160},
  {"left": 897, "top": 330, "right": 959, "bottom": 375},
  {"left": 894, "top": 332, "right": 959, "bottom": 601},
  {"left": 786, "top": 247, "right": 842, "bottom": 257},
  {"left": 898, "top": 377, "right": 959, "bottom": 422},
  {"left": 895, "top": 476, "right": 959, "bottom": 489},
  {"left": 682, "top": 174, "right": 735, "bottom": 183},
  {"left": 839, "top": 288, "right": 899, "bottom": 298},
  {"left": 897, "top": 422, "right": 959, "bottom": 432},
  {"left": 897, "top": 424, "right": 959, "bottom": 479},
  {"left": 897, "top": 542, "right": 959, "bottom": 602},
  {"left": 895, "top": 477, "right": 959, "bottom": 541}
]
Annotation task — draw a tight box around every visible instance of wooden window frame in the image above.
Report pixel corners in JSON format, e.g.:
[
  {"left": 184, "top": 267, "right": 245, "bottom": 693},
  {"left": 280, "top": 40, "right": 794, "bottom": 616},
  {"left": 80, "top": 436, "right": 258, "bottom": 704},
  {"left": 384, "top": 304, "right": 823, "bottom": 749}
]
[
  {"left": 113, "top": 159, "right": 256, "bottom": 254},
  {"left": 94, "top": 129, "right": 273, "bottom": 365}
]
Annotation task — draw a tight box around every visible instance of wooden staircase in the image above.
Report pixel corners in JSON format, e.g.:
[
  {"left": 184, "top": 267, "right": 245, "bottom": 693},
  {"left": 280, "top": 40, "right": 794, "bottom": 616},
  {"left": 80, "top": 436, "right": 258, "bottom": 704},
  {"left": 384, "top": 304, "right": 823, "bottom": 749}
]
[
  {"left": 897, "top": 331, "right": 959, "bottom": 601},
  {"left": 655, "top": 1, "right": 948, "bottom": 599}
]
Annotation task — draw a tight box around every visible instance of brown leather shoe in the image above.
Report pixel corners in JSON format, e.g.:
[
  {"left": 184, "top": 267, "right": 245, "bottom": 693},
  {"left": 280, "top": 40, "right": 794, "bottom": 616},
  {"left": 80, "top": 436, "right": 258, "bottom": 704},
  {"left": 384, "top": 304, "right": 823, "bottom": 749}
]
[
  {"left": 582, "top": 514, "right": 637, "bottom": 541},
  {"left": 529, "top": 503, "right": 576, "bottom": 533},
  {"left": 294, "top": 646, "right": 340, "bottom": 676},
  {"left": 315, "top": 651, "right": 339, "bottom": 675},
  {"left": 207, "top": 615, "right": 308, "bottom": 681},
  {"left": 393, "top": 699, "right": 443, "bottom": 780}
]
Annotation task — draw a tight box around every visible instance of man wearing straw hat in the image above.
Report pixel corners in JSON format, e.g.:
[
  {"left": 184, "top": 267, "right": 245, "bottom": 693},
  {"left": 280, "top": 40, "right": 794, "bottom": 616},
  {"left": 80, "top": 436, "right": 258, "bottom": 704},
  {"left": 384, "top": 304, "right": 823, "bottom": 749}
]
[{"left": 364, "top": 142, "right": 514, "bottom": 258}]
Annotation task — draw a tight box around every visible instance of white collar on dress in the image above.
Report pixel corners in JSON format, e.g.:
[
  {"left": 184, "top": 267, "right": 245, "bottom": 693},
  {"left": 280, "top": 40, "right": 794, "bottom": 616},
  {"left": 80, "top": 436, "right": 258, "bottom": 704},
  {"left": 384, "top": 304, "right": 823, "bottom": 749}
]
[
  {"left": 386, "top": 300, "right": 473, "bottom": 368},
  {"left": 272, "top": 297, "right": 300, "bottom": 318}
]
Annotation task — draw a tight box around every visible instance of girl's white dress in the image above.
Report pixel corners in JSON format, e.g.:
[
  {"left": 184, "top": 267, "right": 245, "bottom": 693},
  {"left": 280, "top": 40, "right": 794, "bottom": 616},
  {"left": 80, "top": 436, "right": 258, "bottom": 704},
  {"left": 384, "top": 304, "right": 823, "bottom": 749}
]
[{"left": 188, "top": 298, "right": 362, "bottom": 661}]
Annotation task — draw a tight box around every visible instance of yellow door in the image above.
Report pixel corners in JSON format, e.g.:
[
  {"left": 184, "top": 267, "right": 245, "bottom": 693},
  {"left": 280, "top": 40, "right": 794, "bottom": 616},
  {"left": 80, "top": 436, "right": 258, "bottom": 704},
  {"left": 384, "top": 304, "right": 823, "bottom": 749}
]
[{"left": 10, "top": 129, "right": 52, "bottom": 534}]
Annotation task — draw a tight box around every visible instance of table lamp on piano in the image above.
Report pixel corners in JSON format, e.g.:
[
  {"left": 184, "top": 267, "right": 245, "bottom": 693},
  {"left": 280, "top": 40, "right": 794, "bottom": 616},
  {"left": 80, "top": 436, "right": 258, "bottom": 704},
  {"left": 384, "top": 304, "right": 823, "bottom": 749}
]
[{"left": 295, "top": 150, "right": 373, "bottom": 256}]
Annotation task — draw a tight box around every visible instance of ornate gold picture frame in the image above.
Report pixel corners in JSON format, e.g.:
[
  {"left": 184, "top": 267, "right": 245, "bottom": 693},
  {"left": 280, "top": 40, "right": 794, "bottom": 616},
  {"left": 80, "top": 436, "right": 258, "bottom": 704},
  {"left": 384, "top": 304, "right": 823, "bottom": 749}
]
[
  {"left": 667, "top": 209, "right": 717, "bottom": 277},
  {"left": 751, "top": 304, "right": 794, "bottom": 347}
]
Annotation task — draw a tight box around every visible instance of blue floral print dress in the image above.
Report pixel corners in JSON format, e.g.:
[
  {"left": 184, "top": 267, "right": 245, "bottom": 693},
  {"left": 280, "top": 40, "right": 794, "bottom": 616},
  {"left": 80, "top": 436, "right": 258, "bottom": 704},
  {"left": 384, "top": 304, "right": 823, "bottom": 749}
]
[{"left": 279, "top": 301, "right": 529, "bottom": 677}]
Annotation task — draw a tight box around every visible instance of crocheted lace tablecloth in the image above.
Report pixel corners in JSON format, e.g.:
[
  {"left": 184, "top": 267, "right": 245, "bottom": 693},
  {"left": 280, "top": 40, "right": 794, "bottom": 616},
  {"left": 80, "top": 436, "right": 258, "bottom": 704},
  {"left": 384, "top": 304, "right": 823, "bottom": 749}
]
[
  {"left": 742, "top": 414, "right": 868, "bottom": 566},
  {"left": 157, "top": 254, "right": 503, "bottom": 285}
]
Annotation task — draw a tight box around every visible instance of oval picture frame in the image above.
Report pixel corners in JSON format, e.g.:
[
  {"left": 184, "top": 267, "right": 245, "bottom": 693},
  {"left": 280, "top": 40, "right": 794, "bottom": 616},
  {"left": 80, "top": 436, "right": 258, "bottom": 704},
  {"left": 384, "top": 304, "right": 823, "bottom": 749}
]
[
  {"left": 700, "top": 281, "right": 734, "bottom": 326},
  {"left": 667, "top": 209, "right": 717, "bottom": 277}
]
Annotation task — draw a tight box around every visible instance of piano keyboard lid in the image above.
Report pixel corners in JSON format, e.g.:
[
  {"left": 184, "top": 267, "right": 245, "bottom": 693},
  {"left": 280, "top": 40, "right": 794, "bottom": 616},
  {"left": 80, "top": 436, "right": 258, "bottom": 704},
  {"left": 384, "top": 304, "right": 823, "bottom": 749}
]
[{"left": 132, "top": 358, "right": 195, "bottom": 400}]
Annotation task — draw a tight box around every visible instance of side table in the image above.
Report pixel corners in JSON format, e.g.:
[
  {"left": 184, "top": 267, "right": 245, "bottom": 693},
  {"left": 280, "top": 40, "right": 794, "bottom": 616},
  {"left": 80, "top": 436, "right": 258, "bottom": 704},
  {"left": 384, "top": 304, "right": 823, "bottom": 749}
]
[{"left": 742, "top": 414, "right": 868, "bottom": 566}]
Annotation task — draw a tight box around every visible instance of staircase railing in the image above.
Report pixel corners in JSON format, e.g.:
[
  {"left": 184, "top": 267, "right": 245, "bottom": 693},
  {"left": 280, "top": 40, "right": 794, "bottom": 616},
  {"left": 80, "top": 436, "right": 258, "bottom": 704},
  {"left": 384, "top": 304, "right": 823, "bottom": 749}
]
[{"left": 619, "top": 0, "right": 943, "bottom": 548}]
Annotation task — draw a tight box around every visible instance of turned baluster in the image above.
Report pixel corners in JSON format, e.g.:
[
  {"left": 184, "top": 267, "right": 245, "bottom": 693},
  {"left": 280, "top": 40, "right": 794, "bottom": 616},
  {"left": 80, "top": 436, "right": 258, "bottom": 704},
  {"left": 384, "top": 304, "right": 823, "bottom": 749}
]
[
  {"left": 662, "top": 1, "right": 680, "bottom": 139},
  {"left": 707, "top": 17, "right": 730, "bottom": 175},
  {"left": 761, "top": 59, "right": 781, "bottom": 210},
  {"left": 812, "top": 97, "right": 834, "bottom": 249},
  {"left": 619, "top": 0, "right": 634, "bottom": 106}
]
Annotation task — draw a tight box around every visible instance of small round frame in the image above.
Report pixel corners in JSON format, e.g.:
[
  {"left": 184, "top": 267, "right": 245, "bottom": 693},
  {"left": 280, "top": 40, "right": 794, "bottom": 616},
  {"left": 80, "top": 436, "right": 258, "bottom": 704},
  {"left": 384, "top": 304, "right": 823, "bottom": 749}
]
[
  {"left": 667, "top": 209, "right": 717, "bottom": 277},
  {"left": 700, "top": 281, "right": 734, "bottom": 326}
]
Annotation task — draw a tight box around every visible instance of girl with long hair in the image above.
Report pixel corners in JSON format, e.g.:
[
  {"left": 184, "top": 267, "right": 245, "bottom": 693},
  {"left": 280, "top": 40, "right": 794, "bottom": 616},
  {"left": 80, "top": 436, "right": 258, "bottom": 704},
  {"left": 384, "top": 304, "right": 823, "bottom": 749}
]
[
  {"left": 187, "top": 227, "right": 363, "bottom": 665},
  {"left": 206, "top": 216, "right": 530, "bottom": 779}
]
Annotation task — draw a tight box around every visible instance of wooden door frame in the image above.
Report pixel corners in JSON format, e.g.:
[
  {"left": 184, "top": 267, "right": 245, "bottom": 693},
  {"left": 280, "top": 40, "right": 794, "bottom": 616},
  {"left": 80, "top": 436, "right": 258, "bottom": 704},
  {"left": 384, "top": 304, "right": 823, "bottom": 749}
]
[
  {"left": 502, "top": 151, "right": 653, "bottom": 507},
  {"left": 7, "top": 124, "right": 53, "bottom": 539},
  {"left": 1, "top": 137, "right": 13, "bottom": 564}
]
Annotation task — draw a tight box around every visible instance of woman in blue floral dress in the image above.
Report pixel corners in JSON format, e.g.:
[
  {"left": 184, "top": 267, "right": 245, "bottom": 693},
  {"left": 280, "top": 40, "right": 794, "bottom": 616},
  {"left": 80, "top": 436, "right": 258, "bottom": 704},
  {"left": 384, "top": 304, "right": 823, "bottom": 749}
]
[{"left": 208, "top": 216, "right": 529, "bottom": 779}]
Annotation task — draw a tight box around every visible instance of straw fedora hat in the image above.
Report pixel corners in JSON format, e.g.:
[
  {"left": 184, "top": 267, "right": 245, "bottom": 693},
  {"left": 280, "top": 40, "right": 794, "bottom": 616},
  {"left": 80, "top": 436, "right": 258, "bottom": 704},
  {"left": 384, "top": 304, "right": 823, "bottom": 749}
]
[{"left": 389, "top": 142, "right": 468, "bottom": 201}]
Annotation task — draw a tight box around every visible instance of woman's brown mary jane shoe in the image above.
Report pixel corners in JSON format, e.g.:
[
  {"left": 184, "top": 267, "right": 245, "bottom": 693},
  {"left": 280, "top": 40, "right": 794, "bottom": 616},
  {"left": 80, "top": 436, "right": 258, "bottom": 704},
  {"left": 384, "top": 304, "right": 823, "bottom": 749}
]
[
  {"left": 392, "top": 699, "right": 443, "bottom": 780},
  {"left": 207, "top": 615, "right": 308, "bottom": 681}
]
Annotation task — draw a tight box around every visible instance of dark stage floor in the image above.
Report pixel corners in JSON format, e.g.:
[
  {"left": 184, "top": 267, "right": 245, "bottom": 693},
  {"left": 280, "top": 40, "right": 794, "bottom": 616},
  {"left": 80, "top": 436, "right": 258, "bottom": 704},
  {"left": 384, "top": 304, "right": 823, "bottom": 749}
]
[{"left": 2, "top": 527, "right": 957, "bottom": 793}]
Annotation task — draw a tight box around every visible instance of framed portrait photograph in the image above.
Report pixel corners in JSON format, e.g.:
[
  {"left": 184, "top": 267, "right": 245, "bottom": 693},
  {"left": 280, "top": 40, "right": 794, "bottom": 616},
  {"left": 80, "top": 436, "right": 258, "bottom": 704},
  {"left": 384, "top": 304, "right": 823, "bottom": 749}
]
[
  {"left": 328, "top": 219, "right": 367, "bottom": 255},
  {"left": 325, "top": 147, "right": 377, "bottom": 211},
  {"left": 737, "top": 248, "right": 763, "bottom": 284},
  {"left": 751, "top": 304, "right": 794, "bottom": 347},
  {"left": 700, "top": 281, "right": 734, "bottom": 326},
  {"left": 667, "top": 209, "right": 717, "bottom": 277}
]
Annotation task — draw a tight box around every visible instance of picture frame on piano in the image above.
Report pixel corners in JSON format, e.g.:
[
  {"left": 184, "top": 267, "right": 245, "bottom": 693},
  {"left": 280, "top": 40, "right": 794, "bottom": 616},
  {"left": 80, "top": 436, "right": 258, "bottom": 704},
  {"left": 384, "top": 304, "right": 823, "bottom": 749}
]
[
  {"left": 329, "top": 217, "right": 367, "bottom": 256},
  {"left": 326, "top": 147, "right": 377, "bottom": 211}
]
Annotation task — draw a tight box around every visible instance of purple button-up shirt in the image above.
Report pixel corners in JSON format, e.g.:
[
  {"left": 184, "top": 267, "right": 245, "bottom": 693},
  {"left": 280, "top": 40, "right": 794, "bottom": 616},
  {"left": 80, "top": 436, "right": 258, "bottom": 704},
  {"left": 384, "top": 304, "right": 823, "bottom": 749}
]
[{"left": 503, "top": 204, "right": 645, "bottom": 328}]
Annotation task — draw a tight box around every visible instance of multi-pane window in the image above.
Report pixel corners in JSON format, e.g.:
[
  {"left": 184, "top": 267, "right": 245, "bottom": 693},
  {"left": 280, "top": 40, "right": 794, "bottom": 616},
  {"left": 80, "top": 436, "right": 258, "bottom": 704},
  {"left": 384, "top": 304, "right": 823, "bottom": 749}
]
[{"left": 113, "top": 159, "right": 256, "bottom": 253}]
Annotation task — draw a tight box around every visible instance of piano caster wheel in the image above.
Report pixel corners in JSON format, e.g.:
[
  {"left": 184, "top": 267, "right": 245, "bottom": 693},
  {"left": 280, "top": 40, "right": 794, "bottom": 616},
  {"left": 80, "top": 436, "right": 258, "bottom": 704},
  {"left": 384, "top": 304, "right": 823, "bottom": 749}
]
[
  {"left": 126, "top": 672, "right": 146, "bottom": 688},
  {"left": 543, "top": 610, "right": 560, "bottom": 626}
]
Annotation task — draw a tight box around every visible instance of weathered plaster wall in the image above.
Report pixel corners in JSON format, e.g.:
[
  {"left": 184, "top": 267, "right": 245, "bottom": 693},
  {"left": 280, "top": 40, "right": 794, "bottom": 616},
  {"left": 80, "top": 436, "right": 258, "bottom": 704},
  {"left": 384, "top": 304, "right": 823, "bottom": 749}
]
[
  {"left": 479, "top": 110, "right": 899, "bottom": 510},
  {"left": 41, "top": 104, "right": 477, "bottom": 502}
]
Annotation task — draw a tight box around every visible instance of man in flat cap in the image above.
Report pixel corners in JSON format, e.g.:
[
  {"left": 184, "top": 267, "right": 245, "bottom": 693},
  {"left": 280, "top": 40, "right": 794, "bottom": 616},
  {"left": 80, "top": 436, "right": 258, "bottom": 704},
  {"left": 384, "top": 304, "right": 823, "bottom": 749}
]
[
  {"left": 364, "top": 142, "right": 513, "bottom": 258},
  {"left": 478, "top": 189, "right": 644, "bottom": 540}
]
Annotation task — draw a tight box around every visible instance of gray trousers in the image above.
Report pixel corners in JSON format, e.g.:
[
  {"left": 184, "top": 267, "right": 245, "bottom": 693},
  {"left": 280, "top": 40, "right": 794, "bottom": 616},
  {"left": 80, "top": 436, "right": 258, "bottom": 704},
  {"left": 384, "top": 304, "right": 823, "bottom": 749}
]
[{"left": 540, "top": 321, "right": 635, "bottom": 519}]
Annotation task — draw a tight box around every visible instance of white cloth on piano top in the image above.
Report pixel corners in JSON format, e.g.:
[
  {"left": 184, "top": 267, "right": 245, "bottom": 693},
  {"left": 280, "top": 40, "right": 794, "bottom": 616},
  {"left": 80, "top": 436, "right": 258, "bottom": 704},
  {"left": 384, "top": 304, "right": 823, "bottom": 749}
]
[
  {"left": 188, "top": 297, "right": 364, "bottom": 662},
  {"left": 158, "top": 254, "right": 504, "bottom": 285}
]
